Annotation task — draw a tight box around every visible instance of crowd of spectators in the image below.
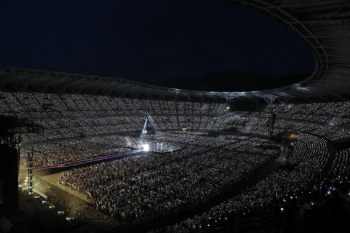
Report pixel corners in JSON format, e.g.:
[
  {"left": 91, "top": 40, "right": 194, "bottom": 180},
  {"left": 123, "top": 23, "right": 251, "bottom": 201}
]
[
  {"left": 0, "top": 91, "right": 233, "bottom": 143},
  {"left": 32, "top": 178, "right": 120, "bottom": 232},
  {"left": 20, "top": 135, "right": 130, "bottom": 167},
  {"left": 5, "top": 90, "right": 350, "bottom": 145},
  {"left": 235, "top": 116, "right": 350, "bottom": 142},
  {"left": 5, "top": 90, "right": 350, "bottom": 232},
  {"left": 58, "top": 132, "right": 278, "bottom": 225},
  {"left": 258, "top": 102, "right": 350, "bottom": 126},
  {"left": 2, "top": 91, "right": 350, "bottom": 141},
  {"left": 150, "top": 133, "right": 339, "bottom": 232},
  {"left": 0, "top": 91, "right": 228, "bottom": 119}
]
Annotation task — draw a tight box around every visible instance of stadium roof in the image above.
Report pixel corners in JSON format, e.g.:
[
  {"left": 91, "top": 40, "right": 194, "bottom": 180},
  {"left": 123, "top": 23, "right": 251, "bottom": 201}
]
[{"left": 1, "top": 0, "right": 350, "bottom": 102}]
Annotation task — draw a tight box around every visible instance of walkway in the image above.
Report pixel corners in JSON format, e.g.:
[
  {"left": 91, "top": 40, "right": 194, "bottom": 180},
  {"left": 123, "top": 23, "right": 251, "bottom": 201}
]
[{"left": 40, "top": 172, "right": 90, "bottom": 203}]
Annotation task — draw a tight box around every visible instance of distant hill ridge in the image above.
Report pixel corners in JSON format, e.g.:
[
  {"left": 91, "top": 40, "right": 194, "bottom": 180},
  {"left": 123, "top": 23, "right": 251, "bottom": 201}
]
[{"left": 149, "top": 70, "right": 311, "bottom": 92}]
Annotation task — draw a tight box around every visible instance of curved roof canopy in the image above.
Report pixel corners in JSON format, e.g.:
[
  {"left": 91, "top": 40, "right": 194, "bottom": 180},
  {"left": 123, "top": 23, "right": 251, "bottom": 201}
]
[{"left": 1, "top": 0, "right": 350, "bottom": 102}]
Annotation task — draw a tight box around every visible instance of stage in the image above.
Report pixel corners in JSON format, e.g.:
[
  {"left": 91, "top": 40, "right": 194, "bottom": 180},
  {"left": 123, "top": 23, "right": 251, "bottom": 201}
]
[{"left": 132, "top": 142, "right": 181, "bottom": 153}]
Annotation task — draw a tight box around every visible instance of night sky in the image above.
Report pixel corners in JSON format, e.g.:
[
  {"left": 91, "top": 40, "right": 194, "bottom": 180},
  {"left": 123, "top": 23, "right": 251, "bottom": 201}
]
[{"left": 0, "top": 0, "right": 315, "bottom": 84}]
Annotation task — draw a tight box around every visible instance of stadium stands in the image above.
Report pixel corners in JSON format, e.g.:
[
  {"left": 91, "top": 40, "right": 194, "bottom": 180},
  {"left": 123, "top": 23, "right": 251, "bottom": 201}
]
[{"left": 1, "top": 88, "right": 347, "bottom": 232}]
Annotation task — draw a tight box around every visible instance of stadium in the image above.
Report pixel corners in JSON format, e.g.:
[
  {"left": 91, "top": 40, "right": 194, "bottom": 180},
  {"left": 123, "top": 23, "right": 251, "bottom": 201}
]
[{"left": 1, "top": 0, "right": 350, "bottom": 232}]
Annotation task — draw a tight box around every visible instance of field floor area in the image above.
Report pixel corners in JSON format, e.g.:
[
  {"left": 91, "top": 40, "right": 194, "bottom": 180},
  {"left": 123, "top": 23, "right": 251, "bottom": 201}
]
[{"left": 41, "top": 172, "right": 90, "bottom": 204}]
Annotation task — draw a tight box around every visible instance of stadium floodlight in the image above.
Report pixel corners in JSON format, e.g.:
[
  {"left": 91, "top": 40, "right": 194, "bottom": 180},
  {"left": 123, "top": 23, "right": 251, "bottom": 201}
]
[{"left": 143, "top": 144, "right": 150, "bottom": 152}]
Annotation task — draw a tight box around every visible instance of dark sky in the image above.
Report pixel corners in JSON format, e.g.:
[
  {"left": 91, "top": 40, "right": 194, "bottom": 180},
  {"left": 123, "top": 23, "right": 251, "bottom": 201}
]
[{"left": 0, "top": 0, "right": 315, "bottom": 83}]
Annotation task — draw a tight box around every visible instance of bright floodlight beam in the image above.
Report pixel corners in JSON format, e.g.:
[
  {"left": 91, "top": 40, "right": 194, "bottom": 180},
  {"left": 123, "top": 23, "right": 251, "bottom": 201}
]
[
  {"left": 147, "top": 114, "right": 158, "bottom": 132},
  {"left": 139, "top": 112, "right": 148, "bottom": 141},
  {"left": 142, "top": 118, "right": 148, "bottom": 134}
]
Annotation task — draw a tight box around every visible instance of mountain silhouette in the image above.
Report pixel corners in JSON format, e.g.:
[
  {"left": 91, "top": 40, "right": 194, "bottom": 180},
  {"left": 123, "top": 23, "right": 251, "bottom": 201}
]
[{"left": 149, "top": 70, "right": 311, "bottom": 92}]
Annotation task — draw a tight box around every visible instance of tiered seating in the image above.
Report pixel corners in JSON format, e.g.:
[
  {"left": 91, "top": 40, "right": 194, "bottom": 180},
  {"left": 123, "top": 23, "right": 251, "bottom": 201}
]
[
  {"left": 5, "top": 88, "right": 350, "bottom": 232},
  {"left": 58, "top": 132, "right": 278, "bottom": 224},
  {"left": 261, "top": 103, "right": 350, "bottom": 126},
  {"left": 20, "top": 135, "right": 129, "bottom": 167},
  {"left": 152, "top": 133, "right": 333, "bottom": 232}
]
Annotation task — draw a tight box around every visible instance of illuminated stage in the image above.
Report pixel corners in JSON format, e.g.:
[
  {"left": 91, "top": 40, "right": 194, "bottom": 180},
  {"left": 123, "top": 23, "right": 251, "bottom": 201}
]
[
  {"left": 131, "top": 112, "right": 181, "bottom": 153},
  {"left": 133, "top": 142, "right": 181, "bottom": 153}
]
